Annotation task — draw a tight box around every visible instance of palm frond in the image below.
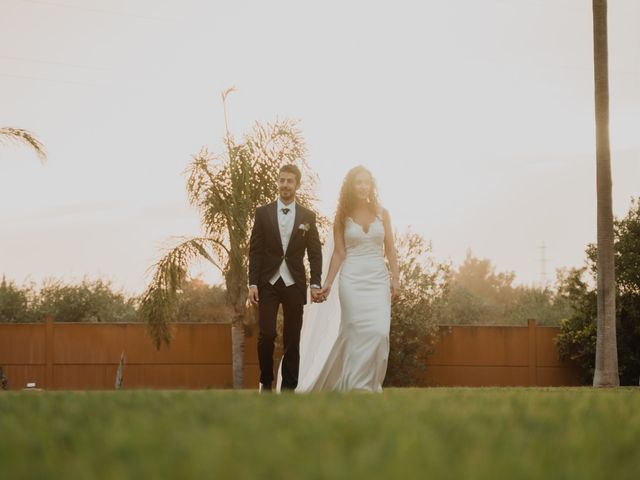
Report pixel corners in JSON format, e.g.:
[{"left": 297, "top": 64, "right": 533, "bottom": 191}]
[
  {"left": 0, "top": 128, "right": 46, "bottom": 162},
  {"left": 221, "top": 86, "right": 236, "bottom": 103},
  {"left": 140, "top": 236, "right": 223, "bottom": 348},
  {"left": 186, "top": 147, "right": 232, "bottom": 229},
  {"left": 221, "top": 86, "right": 237, "bottom": 143}
]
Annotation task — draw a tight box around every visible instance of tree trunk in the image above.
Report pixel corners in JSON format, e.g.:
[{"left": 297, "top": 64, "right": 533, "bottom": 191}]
[
  {"left": 227, "top": 259, "right": 248, "bottom": 389},
  {"left": 231, "top": 315, "right": 245, "bottom": 389},
  {"left": 592, "top": 0, "right": 619, "bottom": 387}
]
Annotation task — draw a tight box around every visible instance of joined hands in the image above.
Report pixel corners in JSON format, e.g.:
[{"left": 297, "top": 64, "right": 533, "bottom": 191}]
[{"left": 311, "top": 285, "right": 331, "bottom": 303}]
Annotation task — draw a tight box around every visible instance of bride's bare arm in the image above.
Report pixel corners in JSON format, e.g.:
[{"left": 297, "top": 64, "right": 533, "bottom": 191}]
[
  {"left": 382, "top": 208, "right": 400, "bottom": 300},
  {"left": 322, "top": 221, "right": 346, "bottom": 294}
]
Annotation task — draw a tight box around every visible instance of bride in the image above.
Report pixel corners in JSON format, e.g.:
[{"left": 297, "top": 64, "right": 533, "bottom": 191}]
[{"left": 286, "top": 165, "right": 400, "bottom": 392}]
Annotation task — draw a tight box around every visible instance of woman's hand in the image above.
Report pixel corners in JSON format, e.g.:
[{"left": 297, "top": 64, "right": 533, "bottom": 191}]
[
  {"left": 390, "top": 278, "right": 400, "bottom": 302},
  {"left": 320, "top": 284, "right": 332, "bottom": 302}
]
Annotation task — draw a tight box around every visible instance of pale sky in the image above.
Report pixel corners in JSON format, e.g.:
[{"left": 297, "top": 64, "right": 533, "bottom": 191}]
[{"left": 1, "top": 0, "right": 638, "bottom": 294}]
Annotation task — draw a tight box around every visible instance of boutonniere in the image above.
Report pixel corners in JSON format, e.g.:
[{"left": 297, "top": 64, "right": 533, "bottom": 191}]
[{"left": 298, "top": 223, "right": 310, "bottom": 236}]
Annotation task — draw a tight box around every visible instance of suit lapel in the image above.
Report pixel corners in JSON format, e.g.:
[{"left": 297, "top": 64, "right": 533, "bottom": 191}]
[
  {"left": 268, "top": 202, "right": 283, "bottom": 253},
  {"left": 286, "top": 204, "right": 304, "bottom": 255}
]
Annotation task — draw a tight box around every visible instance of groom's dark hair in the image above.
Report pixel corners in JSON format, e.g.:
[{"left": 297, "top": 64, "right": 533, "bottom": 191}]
[{"left": 279, "top": 164, "right": 302, "bottom": 185}]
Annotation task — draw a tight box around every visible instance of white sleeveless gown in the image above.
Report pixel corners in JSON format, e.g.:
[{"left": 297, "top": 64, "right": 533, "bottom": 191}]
[{"left": 291, "top": 215, "right": 392, "bottom": 392}]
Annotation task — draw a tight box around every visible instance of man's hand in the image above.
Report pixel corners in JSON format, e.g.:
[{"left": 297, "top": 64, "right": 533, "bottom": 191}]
[
  {"left": 248, "top": 286, "right": 259, "bottom": 305},
  {"left": 311, "top": 286, "right": 331, "bottom": 303},
  {"left": 310, "top": 287, "right": 323, "bottom": 303}
]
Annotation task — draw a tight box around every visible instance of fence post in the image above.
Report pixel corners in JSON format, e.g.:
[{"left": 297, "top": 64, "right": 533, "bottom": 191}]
[
  {"left": 45, "top": 316, "right": 54, "bottom": 389},
  {"left": 528, "top": 318, "right": 537, "bottom": 386}
]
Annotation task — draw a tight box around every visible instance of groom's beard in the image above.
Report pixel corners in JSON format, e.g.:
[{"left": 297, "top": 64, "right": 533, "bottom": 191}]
[{"left": 279, "top": 190, "right": 295, "bottom": 203}]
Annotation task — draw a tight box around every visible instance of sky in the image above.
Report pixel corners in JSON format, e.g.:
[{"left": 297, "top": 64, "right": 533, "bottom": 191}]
[{"left": 1, "top": 0, "right": 639, "bottom": 294}]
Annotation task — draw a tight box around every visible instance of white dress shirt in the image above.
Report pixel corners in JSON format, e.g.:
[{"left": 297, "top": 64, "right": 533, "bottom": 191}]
[{"left": 269, "top": 198, "right": 296, "bottom": 287}]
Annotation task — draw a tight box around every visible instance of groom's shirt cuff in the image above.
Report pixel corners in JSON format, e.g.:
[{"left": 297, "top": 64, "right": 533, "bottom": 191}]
[{"left": 310, "top": 284, "right": 321, "bottom": 289}]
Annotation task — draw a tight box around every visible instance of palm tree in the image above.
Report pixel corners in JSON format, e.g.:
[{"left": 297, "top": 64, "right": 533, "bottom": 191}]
[
  {"left": 592, "top": 0, "right": 619, "bottom": 386},
  {"left": 140, "top": 89, "right": 321, "bottom": 388},
  {"left": 0, "top": 127, "right": 46, "bottom": 161}
]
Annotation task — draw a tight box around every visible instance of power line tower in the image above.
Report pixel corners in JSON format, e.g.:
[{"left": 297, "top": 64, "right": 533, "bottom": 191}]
[{"left": 538, "top": 242, "right": 548, "bottom": 288}]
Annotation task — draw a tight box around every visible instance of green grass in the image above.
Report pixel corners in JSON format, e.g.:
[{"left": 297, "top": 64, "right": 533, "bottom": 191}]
[{"left": 1, "top": 388, "right": 638, "bottom": 480}]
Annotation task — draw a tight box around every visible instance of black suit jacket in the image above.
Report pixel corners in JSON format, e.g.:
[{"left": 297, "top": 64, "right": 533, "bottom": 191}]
[{"left": 249, "top": 201, "right": 322, "bottom": 297}]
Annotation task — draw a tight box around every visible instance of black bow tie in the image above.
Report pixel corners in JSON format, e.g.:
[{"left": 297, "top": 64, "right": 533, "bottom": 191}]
[{"left": 281, "top": 208, "right": 290, "bottom": 215}]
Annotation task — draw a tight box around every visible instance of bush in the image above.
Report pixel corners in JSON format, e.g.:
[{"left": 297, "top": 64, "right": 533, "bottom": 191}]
[
  {"left": 176, "top": 279, "right": 229, "bottom": 322},
  {"left": 554, "top": 268, "right": 598, "bottom": 383},
  {"left": 0, "top": 276, "right": 229, "bottom": 324},
  {"left": 37, "top": 278, "right": 139, "bottom": 323},
  {"left": 0, "top": 277, "right": 39, "bottom": 323},
  {"left": 385, "top": 231, "right": 450, "bottom": 387},
  {"left": 556, "top": 199, "right": 640, "bottom": 385}
]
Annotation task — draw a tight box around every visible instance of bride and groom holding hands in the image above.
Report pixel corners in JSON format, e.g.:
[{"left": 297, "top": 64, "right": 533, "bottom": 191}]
[{"left": 248, "top": 164, "right": 400, "bottom": 393}]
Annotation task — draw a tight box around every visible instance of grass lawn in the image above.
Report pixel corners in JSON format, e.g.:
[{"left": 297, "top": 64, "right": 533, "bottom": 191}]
[{"left": 1, "top": 387, "right": 638, "bottom": 480}]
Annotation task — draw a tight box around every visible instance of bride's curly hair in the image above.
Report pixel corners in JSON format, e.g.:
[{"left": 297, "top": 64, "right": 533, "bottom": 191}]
[{"left": 335, "top": 165, "right": 380, "bottom": 228}]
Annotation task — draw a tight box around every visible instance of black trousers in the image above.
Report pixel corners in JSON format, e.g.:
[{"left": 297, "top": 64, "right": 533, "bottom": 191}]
[{"left": 257, "top": 278, "right": 305, "bottom": 390}]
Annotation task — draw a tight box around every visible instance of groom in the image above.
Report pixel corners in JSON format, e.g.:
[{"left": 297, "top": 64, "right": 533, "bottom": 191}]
[{"left": 248, "top": 164, "right": 322, "bottom": 392}]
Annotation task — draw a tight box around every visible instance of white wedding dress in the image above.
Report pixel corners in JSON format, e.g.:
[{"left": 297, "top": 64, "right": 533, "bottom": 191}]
[{"left": 279, "top": 214, "right": 391, "bottom": 392}]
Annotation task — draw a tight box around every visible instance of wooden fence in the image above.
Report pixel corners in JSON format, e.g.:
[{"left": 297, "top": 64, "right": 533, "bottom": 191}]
[
  {"left": 0, "top": 318, "right": 581, "bottom": 390},
  {"left": 423, "top": 320, "right": 581, "bottom": 387}
]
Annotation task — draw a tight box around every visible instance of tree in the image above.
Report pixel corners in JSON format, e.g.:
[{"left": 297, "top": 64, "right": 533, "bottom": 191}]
[
  {"left": 439, "top": 250, "right": 515, "bottom": 325},
  {"left": 556, "top": 199, "right": 640, "bottom": 385},
  {"left": 385, "top": 231, "right": 450, "bottom": 387},
  {"left": 592, "top": 0, "right": 619, "bottom": 386},
  {"left": 0, "top": 127, "right": 46, "bottom": 161},
  {"left": 0, "top": 276, "right": 137, "bottom": 323},
  {"left": 175, "top": 279, "right": 228, "bottom": 323},
  {"left": 37, "top": 278, "right": 138, "bottom": 323},
  {"left": 0, "top": 276, "right": 38, "bottom": 323},
  {"left": 508, "top": 283, "right": 573, "bottom": 327},
  {"left": 140, "top": 89, "right": 320, "bottom": 388},
  {"left": 435, "top": 251, "right": 571, "bottom": 326}
]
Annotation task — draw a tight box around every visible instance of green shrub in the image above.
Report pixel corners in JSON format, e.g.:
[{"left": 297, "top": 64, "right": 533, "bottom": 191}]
[
  {"left": 385, "top": 232, "right": 449, "bottom": 387},
  {"left": 36, "top": 278, "right": 138, "bottom": 323},
  {"left": 556, "top": 199, "right": 640, "bottom": 386},
  {"left": 0, "top": 277, "right": 39, "bottom": 323}
]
